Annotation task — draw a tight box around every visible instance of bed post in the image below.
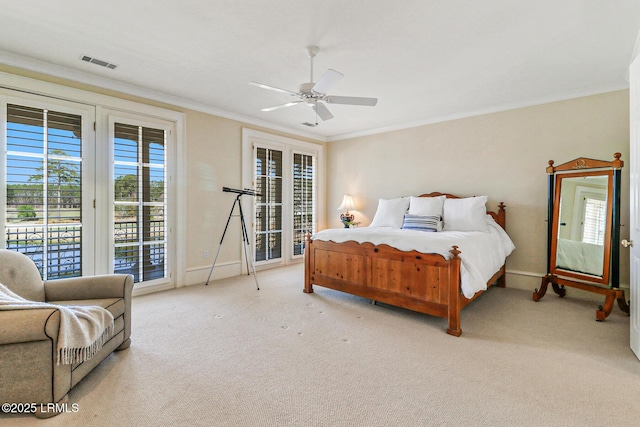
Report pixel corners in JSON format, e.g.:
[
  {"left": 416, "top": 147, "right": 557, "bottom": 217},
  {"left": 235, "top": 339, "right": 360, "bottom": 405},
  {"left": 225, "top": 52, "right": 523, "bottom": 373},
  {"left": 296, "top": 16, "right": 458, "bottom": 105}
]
[
  {"left": 447, "top": 246, "right": 463, "bottom": 337},
  {"left": 303, "top": 233, "right": 314, "bottom": 294},
  {"left": 496, "top": 202, "right": 507, "bottom": 288},
  {"left": 497, "top": 202, "right": 506, "bottom": 229}
]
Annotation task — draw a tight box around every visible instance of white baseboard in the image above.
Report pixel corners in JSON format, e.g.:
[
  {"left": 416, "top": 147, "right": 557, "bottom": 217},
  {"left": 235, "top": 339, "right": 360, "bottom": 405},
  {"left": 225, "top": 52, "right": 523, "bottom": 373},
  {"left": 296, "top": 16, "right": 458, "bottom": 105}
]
[
  {"left": 184, "top": 260, "right": 242, "bottom": 287},
  {"left": 505, "top": 269, "right": 630, "bottom": 292},
  {"left": 132, "top": 281, "right": 175, "bottom": 297},
  {"left": 506, "top": 269, "right": 545, "bottom": 278},
  {"left": 133, "top": 265, "right": 630, "bottom": 296}
]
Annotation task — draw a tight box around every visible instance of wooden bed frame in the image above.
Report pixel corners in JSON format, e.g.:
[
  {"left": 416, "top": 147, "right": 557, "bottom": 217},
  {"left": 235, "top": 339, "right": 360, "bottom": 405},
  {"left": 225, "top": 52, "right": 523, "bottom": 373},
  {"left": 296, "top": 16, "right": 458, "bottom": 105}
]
[{"left": 304, "top": 192, "right": 507, "bottom": 336}]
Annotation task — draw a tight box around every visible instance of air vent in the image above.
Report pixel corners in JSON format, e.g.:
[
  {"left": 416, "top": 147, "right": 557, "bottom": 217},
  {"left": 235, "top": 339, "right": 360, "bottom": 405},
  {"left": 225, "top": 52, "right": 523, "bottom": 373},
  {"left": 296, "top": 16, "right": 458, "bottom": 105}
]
[{"left": 80, "top": 55, "right": 117, "bottom": 70}]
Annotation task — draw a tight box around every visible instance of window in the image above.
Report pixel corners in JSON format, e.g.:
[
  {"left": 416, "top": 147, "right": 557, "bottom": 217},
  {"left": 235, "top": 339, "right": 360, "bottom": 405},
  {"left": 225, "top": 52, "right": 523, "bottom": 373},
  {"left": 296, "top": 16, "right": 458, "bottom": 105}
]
[
  {"left": 113, "top": 122, "right": 168, "bottom": 283},
  {"left": 293, "top": 153, "right": 315, "bottom": 255},
  {"left": 4, "top": 103, "right": 87, "bottom": 279},
  {"left": 254, "top": 147, "right": 282, "bottom": 262},
  {"left": 1, "top": 76, "right": 183, "bottom": 294},
  {"left": 243, "top": 129, "right": 323, "bottom": 267},
  {"left": 582, "top": 197, "right": 606, "bottom": 245}
]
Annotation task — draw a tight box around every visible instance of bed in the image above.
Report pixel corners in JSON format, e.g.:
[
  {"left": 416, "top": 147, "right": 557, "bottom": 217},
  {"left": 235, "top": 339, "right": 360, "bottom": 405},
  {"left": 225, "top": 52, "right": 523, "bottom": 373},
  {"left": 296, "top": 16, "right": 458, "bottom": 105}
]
[
  {"left": 304, "top": 192, "right": 515, "bottom": 336},
  {"left": 555, "top": 238, "right": 604, "bottom": 276}
]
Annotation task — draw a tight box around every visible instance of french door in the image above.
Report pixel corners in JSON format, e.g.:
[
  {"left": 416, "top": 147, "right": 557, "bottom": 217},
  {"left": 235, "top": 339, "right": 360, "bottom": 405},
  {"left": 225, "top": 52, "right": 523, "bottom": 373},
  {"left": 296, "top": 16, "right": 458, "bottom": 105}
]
[
  {"left": 2, "top": 96, "right": 95, "bottom": 278},
  {"left": 250, "top": 138, "right": 317, "bottom": 267},
  {"left": 110, "top": 117, "right": 171, "bottom": 286},
  {"left": 292, "top": 152, "right": 315, "bottom": 256},
  {"left": 254, "top": 146, "right": 283, "bottom": 262},
  {"left": 253, "top": 145, "right": 317, "bottom": 263},
  {"left": 2, "top": 93, "right": 175, "bottom": 288}
]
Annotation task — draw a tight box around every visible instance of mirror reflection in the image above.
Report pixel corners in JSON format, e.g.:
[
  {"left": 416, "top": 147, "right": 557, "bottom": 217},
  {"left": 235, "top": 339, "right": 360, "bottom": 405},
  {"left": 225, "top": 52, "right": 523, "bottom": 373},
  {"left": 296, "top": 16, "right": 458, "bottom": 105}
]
[{"left": 554, "top": 174, "right": 609, "bottom": 277}]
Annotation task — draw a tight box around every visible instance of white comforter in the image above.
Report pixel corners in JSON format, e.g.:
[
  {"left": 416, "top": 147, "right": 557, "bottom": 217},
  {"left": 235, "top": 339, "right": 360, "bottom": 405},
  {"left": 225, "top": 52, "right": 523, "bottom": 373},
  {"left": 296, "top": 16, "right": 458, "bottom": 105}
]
[
  {"left": 312, "top": 215, "right": 515, "bottom": 298},
  {"left": 556, "top": 238, "right": 603, "bottom": 276}
]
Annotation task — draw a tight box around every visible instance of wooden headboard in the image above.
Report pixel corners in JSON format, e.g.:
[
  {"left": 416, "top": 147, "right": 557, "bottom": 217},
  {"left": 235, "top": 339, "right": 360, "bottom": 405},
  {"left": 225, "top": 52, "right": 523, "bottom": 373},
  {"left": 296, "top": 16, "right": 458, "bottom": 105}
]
[{"left": 418, "top": 192, "right": 506, "bottom": 230}]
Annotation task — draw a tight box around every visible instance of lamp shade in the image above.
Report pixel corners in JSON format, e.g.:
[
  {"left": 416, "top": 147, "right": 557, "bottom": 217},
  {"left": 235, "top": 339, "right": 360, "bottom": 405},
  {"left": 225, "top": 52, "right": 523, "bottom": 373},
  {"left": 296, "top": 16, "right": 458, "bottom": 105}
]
[{"left": 337, "top": 194, "right": 355, "bottom": 212}]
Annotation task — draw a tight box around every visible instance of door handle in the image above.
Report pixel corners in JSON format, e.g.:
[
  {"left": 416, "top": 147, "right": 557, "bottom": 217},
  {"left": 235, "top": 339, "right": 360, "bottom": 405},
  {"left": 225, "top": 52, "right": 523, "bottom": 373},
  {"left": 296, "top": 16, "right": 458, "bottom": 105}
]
[{"left": 622, "top": 239, "right": 634, "bottom": 248}]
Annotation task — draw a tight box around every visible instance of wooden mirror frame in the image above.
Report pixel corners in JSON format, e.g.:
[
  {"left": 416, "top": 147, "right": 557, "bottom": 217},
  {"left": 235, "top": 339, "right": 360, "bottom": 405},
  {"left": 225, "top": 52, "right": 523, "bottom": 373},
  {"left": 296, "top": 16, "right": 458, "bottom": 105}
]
[
  {"left": 549, "top": 169, "right": 614, "bottom": 284},
  {"left": 533, "top": 153, "right": 629, "bottom": 320}
]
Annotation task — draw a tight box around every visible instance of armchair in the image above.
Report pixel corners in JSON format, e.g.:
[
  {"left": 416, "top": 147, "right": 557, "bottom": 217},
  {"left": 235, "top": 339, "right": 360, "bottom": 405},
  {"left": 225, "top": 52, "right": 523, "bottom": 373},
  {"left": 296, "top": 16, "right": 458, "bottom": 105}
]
[{"left": 0, "top": 249, "right": 133, "bottom": 418}]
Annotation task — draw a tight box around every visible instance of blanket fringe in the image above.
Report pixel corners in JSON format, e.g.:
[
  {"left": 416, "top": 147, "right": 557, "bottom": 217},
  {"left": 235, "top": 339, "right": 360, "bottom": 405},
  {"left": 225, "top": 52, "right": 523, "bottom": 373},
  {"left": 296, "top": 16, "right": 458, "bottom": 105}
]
[{"left": 57, "top": 322, "right": 115, "bottom": 366}]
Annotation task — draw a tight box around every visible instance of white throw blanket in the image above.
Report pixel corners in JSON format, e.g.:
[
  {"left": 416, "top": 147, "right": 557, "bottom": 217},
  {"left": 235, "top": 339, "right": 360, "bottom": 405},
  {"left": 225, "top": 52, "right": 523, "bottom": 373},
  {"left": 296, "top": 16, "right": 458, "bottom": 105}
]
[{"left": 0, "top": 282, "right": 114, "bottom": 365}]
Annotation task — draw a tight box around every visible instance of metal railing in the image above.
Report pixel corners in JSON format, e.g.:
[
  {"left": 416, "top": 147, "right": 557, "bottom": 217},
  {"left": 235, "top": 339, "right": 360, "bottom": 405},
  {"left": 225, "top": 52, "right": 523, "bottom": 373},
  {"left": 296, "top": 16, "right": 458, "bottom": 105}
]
[
  {"left": 5, "top": 224, "right": 81, "bottom": 279},
  {"left": 5, "top": 220, "right": 165, "bottom": 280}
]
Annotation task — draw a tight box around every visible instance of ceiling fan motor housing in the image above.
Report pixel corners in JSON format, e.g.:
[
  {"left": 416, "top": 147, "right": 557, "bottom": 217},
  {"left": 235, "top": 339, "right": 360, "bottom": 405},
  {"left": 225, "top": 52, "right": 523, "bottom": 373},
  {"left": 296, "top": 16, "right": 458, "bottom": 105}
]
[{"left": 299, "top": 82, "right": 316, "bottom": 94}]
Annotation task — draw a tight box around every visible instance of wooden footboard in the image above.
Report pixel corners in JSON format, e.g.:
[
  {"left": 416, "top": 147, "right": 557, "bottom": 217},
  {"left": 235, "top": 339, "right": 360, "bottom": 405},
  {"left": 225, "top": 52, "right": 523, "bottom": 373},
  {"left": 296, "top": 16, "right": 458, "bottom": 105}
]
[{"left": 304, "top": 236, "right": 473, "bottom": 336}]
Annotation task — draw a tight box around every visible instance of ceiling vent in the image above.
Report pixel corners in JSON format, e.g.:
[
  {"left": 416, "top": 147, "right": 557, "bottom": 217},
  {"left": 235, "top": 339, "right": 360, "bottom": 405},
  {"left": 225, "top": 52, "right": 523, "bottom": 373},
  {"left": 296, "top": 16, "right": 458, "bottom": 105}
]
[{"left": 80, "top": 55, "right": 117, "bottom": 70}]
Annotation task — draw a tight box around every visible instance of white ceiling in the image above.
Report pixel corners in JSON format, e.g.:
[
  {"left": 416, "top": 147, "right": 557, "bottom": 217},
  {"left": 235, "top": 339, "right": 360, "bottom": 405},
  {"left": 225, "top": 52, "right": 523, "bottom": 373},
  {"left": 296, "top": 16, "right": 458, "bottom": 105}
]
[{"left": 0, "top": 1, "right": 639, "bottom": 141}]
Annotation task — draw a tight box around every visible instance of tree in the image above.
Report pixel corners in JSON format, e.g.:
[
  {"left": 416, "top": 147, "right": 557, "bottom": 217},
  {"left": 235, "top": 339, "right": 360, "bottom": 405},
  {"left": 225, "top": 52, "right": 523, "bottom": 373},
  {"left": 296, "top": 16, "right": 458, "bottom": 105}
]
[
  {"left": 17, "top": 204, "right": 36, "bottom": 219},
  {"left": 29, "top": 149, "right": 80, "bottom": 215},
  {"left": 114, "top": 174, "right": 138, "bottom": 218},
  {"left": 114, "top": 174, "right": 137, "bottom": 201}
]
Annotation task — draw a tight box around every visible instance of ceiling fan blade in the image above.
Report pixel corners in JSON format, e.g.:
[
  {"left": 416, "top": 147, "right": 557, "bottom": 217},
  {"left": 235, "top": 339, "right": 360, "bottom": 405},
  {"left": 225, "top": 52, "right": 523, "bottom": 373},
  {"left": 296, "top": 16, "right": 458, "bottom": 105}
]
[
  {"left": 249, "top": 81, "right": 300, "bottom": 97},
  {"left": 325, "top": 95, "right": 378, "bottom": 106},
  {"left": 313, "top": 102, "right": 334, "bottom": 121},
  {"left": 261, "top": 101, "right": 303, "bottom": 112},
  {"left": 312, "top": 69, "right": 343, "bottom": 94}
]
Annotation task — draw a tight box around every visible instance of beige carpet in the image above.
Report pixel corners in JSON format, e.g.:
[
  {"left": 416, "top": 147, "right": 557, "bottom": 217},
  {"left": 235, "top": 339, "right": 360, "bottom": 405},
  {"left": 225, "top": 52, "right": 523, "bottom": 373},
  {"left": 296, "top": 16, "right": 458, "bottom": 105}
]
[{"left": 3, "top": 264, "right": 640, "bottom": 426}]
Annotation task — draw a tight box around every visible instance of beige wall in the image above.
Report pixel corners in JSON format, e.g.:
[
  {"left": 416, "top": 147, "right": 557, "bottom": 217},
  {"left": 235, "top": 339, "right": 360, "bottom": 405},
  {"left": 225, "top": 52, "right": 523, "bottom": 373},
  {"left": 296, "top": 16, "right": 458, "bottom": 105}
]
[
  {"left": 0, "top": 64, "right": 630, "bottom": 290},
  {"left": 181, "top": 114, "right": 326, "bottom": 280},
  {"left": 326, "top": 90, "right": 631, "bottom": 290}
]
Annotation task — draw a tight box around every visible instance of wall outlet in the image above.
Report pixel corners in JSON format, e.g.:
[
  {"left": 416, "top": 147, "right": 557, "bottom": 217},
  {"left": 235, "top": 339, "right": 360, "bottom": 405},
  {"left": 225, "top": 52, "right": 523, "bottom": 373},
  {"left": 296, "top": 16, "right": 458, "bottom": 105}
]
[{"left": 203, "top": 250, "right": 209, "bottom": 258}]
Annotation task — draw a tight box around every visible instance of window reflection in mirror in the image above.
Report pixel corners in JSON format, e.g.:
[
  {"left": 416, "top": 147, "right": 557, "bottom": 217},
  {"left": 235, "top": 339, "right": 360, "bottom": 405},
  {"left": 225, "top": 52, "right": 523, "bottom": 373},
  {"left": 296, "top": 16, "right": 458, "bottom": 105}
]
[{"left": 552, "top": 171, "right": 612, "bottom": 281}]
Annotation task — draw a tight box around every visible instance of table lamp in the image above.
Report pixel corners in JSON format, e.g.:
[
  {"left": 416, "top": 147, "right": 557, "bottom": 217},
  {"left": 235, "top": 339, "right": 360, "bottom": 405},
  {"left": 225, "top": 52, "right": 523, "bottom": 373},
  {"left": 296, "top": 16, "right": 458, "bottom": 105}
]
[{"left": 338, "top": 194, "right": 355, "bottom": 228}]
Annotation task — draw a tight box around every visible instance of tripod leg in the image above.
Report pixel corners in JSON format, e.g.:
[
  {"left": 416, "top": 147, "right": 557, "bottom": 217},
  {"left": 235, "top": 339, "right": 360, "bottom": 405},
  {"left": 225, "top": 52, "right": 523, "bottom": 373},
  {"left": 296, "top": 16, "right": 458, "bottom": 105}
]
[
  {"left": 205, "top": 197, "right": 239, "bottom": 285},
  {"left": 238, "top": 199, "right": 260, "bottom": 290},
  {"left": 205, "top": 244, "right": 223, "bottom": 286}
]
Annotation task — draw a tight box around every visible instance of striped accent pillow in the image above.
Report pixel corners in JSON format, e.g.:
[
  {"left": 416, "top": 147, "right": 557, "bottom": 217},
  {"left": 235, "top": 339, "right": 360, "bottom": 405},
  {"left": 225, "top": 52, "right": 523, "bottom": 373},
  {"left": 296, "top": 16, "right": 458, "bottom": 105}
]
[{"left": 402, "top": 214, "right": 442, "bottom": 232}]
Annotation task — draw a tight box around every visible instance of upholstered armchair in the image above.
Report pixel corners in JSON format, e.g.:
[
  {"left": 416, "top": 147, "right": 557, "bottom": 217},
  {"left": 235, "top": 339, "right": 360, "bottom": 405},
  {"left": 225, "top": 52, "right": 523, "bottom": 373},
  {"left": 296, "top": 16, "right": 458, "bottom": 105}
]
[{"left": 0, "top": 249, "right": 133, "bottom": 418}]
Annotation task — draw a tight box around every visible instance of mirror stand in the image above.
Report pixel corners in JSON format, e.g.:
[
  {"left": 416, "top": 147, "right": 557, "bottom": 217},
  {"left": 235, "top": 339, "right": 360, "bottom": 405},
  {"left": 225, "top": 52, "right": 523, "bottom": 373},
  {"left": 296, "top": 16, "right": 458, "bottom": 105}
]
[
  {"left": 532, "top": 153, "right": 630, "bottom": 320},
  {"left": 534, "top": 275, "right": 628, "bottom": 320}
]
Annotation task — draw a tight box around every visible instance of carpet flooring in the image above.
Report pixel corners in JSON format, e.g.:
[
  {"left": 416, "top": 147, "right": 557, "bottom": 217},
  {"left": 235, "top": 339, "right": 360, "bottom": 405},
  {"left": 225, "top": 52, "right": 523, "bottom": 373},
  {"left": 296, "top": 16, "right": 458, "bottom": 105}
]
[{"left": 2, "top": 264, "right": 639, "bottom": 426}]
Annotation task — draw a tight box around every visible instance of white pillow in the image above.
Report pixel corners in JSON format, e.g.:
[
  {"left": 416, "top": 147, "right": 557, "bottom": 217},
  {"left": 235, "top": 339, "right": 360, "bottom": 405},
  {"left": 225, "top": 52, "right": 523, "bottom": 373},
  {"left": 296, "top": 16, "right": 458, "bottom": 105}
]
[
  {"left": 369, "top": 197, "right": 410, "bottom": 228},
  {"left": 443, "top": 196, "right": 489, "bottom": 232},
  {"left": 408, "top": 195, "right": 445, "bottom": 216}
]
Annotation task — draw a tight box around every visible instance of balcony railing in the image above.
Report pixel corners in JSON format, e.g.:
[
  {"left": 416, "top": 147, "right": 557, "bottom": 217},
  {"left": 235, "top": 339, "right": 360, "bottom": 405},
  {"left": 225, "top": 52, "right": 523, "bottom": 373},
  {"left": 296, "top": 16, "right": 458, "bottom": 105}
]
[
  {"left": 5, "top": 224, "right": 81, "bottom": 279},
  {"left": 5, "top": 220, "right": 165, "bottom": 281}
]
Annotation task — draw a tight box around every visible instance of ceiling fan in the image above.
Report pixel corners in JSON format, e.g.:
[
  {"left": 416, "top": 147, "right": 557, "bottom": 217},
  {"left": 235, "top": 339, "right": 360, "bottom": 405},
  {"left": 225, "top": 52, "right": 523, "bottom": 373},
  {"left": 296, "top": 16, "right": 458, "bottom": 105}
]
[{"left": 249, "top": 46, "right": 378, "bottom": 124}]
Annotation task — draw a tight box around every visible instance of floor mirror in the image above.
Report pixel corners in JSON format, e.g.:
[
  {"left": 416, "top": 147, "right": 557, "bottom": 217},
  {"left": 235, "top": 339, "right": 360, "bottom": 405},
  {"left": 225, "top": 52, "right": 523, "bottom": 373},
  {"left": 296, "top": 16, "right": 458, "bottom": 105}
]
[{"left": 533, "top": 153, "right": 630, "bottom": 320}]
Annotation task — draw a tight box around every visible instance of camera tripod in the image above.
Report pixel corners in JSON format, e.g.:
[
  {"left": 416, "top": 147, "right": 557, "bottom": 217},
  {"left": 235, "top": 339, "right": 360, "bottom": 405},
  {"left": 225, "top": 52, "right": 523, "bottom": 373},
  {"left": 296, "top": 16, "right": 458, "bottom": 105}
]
[{"left": 205, "top": 188, "right": 260, "bottom": 290}]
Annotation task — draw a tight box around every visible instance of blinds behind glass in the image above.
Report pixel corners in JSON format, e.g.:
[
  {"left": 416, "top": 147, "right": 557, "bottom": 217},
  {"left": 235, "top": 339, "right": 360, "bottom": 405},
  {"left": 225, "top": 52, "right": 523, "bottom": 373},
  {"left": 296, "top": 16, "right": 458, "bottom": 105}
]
[
  {"left": 5, "top": 103, "right": 83, "bottom": 279},
  {"left": 113, "top": 122, "right": 167, "bottom": 283}
]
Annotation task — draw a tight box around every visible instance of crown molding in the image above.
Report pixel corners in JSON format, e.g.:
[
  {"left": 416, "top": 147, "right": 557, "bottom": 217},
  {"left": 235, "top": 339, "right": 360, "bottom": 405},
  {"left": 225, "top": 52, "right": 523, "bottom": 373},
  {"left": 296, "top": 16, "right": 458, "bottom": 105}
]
[
  {"left": 0, "top": 50, "right": 630, "bottom": 144},
  {"left": 0, "top": 50, "right": 326, "bottom": 142},
  {"left": 327, "top": 84, "right": 629, "bottom": 142}
]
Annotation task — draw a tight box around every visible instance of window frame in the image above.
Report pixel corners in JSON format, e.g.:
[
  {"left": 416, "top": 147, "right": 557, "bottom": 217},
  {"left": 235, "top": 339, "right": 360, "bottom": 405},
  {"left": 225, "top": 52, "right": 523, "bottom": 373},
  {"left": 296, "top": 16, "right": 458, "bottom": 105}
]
[
  {"left": 581, "top": 196, "right": 607, "bottom": 245},
  {"left": 254, "top": 144, "right": 284, "bottom": 264},
  {"left": 1, "top": 92, "right": 96, "bottom": 277},
  {"left": 0, "top": 71, "right": 186, "bottom": 296},
  {"left": 242, "top": 128, "right": 324, "bottom": 269},
  {"left": 292, "top": 151, "right": 316, "bottom": 258},
  {"left": 107, "top": 113, "right": 176, "bottom": 292}
]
